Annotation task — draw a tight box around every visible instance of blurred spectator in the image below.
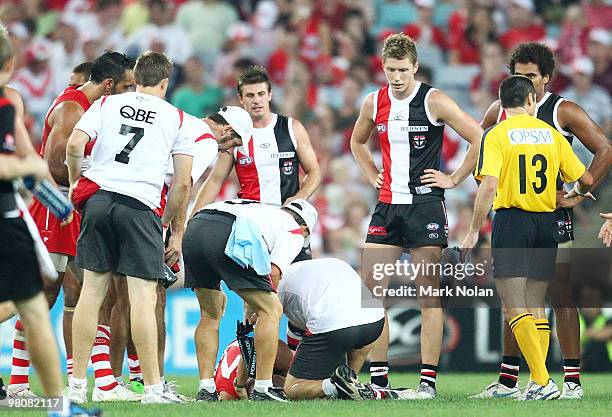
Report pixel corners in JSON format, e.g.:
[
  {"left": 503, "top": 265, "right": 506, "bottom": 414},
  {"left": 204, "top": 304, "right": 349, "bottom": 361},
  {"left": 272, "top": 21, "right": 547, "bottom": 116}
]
[
  {"left": 267, "top": 25, "right": 300, "bottom": 86},
  {"left": 402, "top": 0, "right": 446, "bottom": 69},
  {"left": 557, "top": 5, "right": 589, "bottom": 70},
  {"left": 290, "top": 0, "right": 333, "bottom": 69},
  {"left": 214, "top": 21, "right": 255, "bottom": 88},
  {"left": 48, "top": 17, "right": 85, "bottom": 86},
  {"left": 11, "top": 38, "right": 58, "bottom": 131},
  {"left": 582, "top": 0, "right": 612, "bottom": 30},
  {"left": 448, "top": 4, "right": 497, "bottom": 65},
  {"left": 371, "top": 0, "right": 417, "bottom": 34},
  {"left": 343, "top": 8, "right": 375, "bottom": 57},
  {"left": 588, "top": 28, "right": 612, "bottom": 94},
  {"left": 249, "top": 0, "right": 280, "bottom": 62},
  {"left": 561, "top": 57, "right": 612, "bottom": 137},
  {"left": 470, "top": 41, "right": 507, "bottom": 114},
  {"left": 120, "top": 0, "right": 150, "bottom": 37},
  {"left": 499, "top": 0, "right": 546, "bottom": 51},
  {"left": 171, "top": 56, "right": 223, "bottom": 117},
  {"left": 176, "top": 0, "right": 239, "bottom": 67},
  {"left": 89, "top": 0, "right": 126, "bottom": 52},
  {"left": 126, "top": 0, "right": 193, "bottom": 66},
  {"left": 328, "top": 198, "right": 370, "bottom": 268}
]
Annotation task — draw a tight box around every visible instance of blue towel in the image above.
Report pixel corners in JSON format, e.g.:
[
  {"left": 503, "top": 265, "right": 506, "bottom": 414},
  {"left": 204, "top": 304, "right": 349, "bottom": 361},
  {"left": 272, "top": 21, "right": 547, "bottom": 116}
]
[{"left": 224, "top": 216, "right": 271, "bottom": 275}]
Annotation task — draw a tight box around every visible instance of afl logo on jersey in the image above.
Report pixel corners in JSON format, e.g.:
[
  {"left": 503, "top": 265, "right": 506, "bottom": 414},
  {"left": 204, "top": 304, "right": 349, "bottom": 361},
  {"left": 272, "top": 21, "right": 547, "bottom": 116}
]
[
  {"left": 238, "top": 156, "right": 253, "bottom": 166},
  {"left": 376, "top": 123, "right": 386, "bottom": 133},
  {"left": 260, "top": 143, "right": 270, "bottom": 149},
  {"left": 282, "top": 161, "right": 294, "bottom": 175},
  {"left": 412, "top": 135, "right": 427, "bottom": 149}
]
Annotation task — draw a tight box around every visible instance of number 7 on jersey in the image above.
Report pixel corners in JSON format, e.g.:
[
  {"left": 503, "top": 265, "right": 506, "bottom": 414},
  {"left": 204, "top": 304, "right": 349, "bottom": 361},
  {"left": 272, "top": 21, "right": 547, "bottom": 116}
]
[{"left": 115, "top": 124, "right": 144, "bottom": 164}]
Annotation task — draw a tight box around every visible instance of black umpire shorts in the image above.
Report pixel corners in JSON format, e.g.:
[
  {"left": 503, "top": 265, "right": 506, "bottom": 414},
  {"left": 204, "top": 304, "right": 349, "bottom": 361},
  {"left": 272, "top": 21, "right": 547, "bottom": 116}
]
[
  {"left": 492, "top": 208, "right": 558, "bottom": 280},
  {"left": 183, "top": 210, "right": 274, "bottom": 292},
  {"left": 75, "top": 191, "right": 164, "bottom": 280},
  {"left": 365, "top": 200, "right": 448, "bottom": 248},
  {"left": 288, "top": 318, "right": 384, "bottom": 381},
  {"left": 0, "top": 217, "right": 42, "bottom": 302}
]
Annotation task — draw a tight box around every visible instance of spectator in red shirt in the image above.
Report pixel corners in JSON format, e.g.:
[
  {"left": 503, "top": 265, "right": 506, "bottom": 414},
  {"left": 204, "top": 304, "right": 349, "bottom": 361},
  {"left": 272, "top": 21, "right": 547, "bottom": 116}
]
[
  {"left": 470, "top": 41, "right": 507, "bottom": 114},
  {"left": 402, "top": 0, "right": 446, "bottom": 68},
  {"left": 499, "top": 0, "right": 546, "bottom": 51},
  {"left": 267, "top": 26, "right": 300, "bottom": 86},
  {"left": 557, "top": 5, "right": 590, "bottom": 70},
  {"left": 448, "top": 5, "right": 496, "bottom": 64},
  {"left": 583, "top": 0, "right": 612, "bottom": 30}
]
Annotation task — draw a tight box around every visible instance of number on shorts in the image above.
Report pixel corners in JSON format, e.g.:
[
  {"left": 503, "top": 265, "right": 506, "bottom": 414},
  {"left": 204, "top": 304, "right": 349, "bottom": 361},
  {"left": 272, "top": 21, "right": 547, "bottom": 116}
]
[{"left": 115, "top": 124, "right": 144, "bottom": 164}]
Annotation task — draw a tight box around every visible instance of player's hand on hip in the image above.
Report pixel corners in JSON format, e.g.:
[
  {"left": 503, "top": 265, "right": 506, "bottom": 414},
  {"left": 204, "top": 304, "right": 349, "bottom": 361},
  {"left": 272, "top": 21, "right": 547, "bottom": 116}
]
[
  {"left": 164, "top": 233, "right": 182, "bottom": 266},
  {"left": 556, "top": 190, "right": 584, "bottom": 208},
  {"left": 564, "top": 184, "right": 596, "bottom": 201},
  {"left": 370, "top": 169, "right": 384, "bottom": 189},
  {"left": 420, "top": 169, "right": 455, "bottom": 189},
  {"left": 598, "top": 213, "right": 612, "bottom": 247}
]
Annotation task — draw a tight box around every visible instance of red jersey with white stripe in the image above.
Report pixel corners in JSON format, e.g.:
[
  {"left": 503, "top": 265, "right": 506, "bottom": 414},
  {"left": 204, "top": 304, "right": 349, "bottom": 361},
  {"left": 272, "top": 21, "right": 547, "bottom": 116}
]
[
  {"left": 214, "top": 340, "right": 241, "bottom": 399},
  {"left": 75, "top": 92, "right": 194, "bottom": 209},
  {"left": 29, "top": 86, "right": 92, "bottom": 256},
  {"left": 233, "top": 114, "right": 299, "bottom": 207},
  {"left": 372, "top": 82, "right": 446, "bottom": 204}
]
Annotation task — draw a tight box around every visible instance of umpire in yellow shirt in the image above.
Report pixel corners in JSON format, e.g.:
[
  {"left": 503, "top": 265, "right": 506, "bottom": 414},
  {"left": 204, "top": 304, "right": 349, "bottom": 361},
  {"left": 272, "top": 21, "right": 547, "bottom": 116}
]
[{"left": 463, "top": 75, "right": 594, "bottom": 400}]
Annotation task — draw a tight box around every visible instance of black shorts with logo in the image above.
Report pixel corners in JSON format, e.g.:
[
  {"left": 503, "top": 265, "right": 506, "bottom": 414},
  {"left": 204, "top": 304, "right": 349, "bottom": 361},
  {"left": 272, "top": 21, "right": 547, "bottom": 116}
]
[
  {"left": 491, "top": 208, "right": 558, "bottom": 280},
  {"left": 75, "top": 191, "right": 164, "bottom": 280},
  {"left": 0, "top": 217, "right": 43, "bottom": 303},
  {"left": 365, "top": 200, "right": 448, "bottom": 248},
  {"left": 183, "top": 210, "right": 274, "bottom": 292},
  {"left": 554, "top": 207, "right": 574, "bottom": 243},
  {"left": 288, "top": 318, "right": 384, "bottom": 380}
]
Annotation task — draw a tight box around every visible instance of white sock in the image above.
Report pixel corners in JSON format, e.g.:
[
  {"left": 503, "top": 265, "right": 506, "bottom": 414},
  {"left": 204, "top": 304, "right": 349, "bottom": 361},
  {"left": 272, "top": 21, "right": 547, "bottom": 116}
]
[
  {"left": 198, "top": 378, "right": 216, "bottom": 393},
  {"left": 115, "top": 376, "right": 123, "bottom": 385},
  {"left": 144, "top": 382, "right": 164, "bottom": 395},
  {"left": 254, "top": 378, "right": 272, "bottom": 393},
  {"left": 69, "top": 377, "right": 87, "bottom": 388},
  {"left": 322, "top": 378, "right": 338, "bottom": 398},
  {"left": 160, "top": 376, "right": 166, "bottom": 384}
]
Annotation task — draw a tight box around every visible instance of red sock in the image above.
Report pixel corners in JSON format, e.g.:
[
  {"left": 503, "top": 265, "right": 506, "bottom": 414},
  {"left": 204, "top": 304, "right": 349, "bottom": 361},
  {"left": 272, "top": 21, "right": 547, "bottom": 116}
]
[
  {"left": 127, "top": 354, "right": 142, "bottom": 381},
  {"left": 91, "top": 325, "right": 118, "bottom": 391},
  {"left": 66, "top": 354, "right": 73, "bottom": 377},
  {"left": 9, "top": 320, "right": 30, "bottom": 392}
]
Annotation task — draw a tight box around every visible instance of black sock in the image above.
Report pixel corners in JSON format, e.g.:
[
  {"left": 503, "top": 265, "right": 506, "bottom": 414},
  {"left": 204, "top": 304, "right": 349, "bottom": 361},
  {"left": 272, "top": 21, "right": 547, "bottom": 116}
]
[
  {"left": 370, "top": 361, "right": 389, "bottom": 388},
  {"left": 498, "top": 356, "right": 520, "bottom": 388},
  {"left": 420, "top": 364, "right": 438, "bottom": 389},
  {"left": 563, "top": 359, "right": 581, "bottom": 386}
]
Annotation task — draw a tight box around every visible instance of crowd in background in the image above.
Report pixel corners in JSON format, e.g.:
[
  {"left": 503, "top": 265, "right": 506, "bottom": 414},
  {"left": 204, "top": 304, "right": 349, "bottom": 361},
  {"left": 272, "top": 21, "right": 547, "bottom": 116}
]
[{"left": 0, "top": 0, "right": 610, "bottom": 268}]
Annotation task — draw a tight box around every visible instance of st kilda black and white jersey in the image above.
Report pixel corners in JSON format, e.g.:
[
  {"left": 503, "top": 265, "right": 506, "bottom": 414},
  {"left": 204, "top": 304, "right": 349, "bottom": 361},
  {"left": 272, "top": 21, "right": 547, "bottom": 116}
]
[
  {"left": 233, "top": 113, "right": 300, "bottom": 206},
  {"left": 372, "top": 82, "right": 446, "bottom": 204}
]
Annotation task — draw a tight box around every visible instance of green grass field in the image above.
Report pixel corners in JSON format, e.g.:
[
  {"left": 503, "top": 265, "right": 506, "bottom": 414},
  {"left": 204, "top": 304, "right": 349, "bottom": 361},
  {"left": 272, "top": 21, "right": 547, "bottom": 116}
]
[{"left": 12, "top": 373, "right": 612, "bottom": 417}]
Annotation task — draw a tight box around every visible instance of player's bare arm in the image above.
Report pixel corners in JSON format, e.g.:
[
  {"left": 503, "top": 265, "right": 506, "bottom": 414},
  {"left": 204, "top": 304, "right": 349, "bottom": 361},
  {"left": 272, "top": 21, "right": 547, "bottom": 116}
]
[
  {"left": 166, "top": 193, "right": 188, "bottom": 267},
  {"left": 350, "top": 92, "right": 383, "bottom": 189},
  {"left": 189, "top": 151, "right": 234, "bottom": 217},
  {"left": 556, "top": 100, "right": 611, "bottom": 208},
  {"left": 421, "top": 90, "right": 483, "bottom": 188},
  {"left": 599, "top": 213, "right": 612, "bottom": 247},
  {"left": 462, "top": 175, "right": 498, "bottom": 249},
  {"left": 287, "top": 119, "right": 320, "bottom": 201},
  {"left": 480, "top": 100, "right": 501, "bottom": 130},
  {"left": 65, "top": 129, "right": 89, "bottom": 192},
  {"left": 162, "top": 153, "right": 193, "bottom": 227},
  {"left": 45, "top": 102, "right": 85, "bottom": 187}
]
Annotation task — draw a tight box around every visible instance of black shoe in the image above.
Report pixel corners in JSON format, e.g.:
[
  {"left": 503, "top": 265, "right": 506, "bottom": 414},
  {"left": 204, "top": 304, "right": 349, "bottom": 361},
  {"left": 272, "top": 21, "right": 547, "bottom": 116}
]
[
  {"left": 195, "top": 389, "right": 219, "bottom": 401},
  {"left": 249, "top": 387, "right": 288, "bottom": 402},
  {"left": 331, "top": 365, "right": 374, "bottom": 400},
  {"left": 0, "top": 378, "right": 6, "bottom": 400}
]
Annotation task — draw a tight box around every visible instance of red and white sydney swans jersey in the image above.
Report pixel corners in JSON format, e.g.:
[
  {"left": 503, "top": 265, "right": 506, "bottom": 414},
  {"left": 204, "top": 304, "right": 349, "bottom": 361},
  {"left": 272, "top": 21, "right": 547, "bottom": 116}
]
[
  {"left": 75, "top": 92, "right": 194, "bottom": 209},
  {"left": 373, "top": 82, "right": 446, "bottom": 205},
  {"left": 165, "top": 113, "right": 217, "bottom": 186}
]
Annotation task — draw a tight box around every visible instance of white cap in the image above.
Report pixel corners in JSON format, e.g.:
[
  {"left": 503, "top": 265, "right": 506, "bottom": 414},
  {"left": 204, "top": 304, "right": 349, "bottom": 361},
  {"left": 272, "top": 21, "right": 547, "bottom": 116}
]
[
  {"left": 415, "top": 0, "right": 435, "bottom": 8},
  {"left": 572, "top": 56, "right": 594, "bottom": 76},
  {"left": 508, "top": 0, "right": 534, "bottom": 11},
  {"left": 218, "top": 106, "right": 253, "bottom": 142},
  {"left": 589, "top": 28, "right": 611, "bottom": 46},
  {"left": 283, "top": 199, "right": 318, "bottom": 233}
]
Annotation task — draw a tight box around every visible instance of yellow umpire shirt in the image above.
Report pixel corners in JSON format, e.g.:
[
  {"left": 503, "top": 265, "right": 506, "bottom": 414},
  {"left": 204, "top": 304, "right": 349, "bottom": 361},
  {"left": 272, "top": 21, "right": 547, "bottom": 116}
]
[{"left": 475, "top": 114, "right": 586, "bottom": 212}]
